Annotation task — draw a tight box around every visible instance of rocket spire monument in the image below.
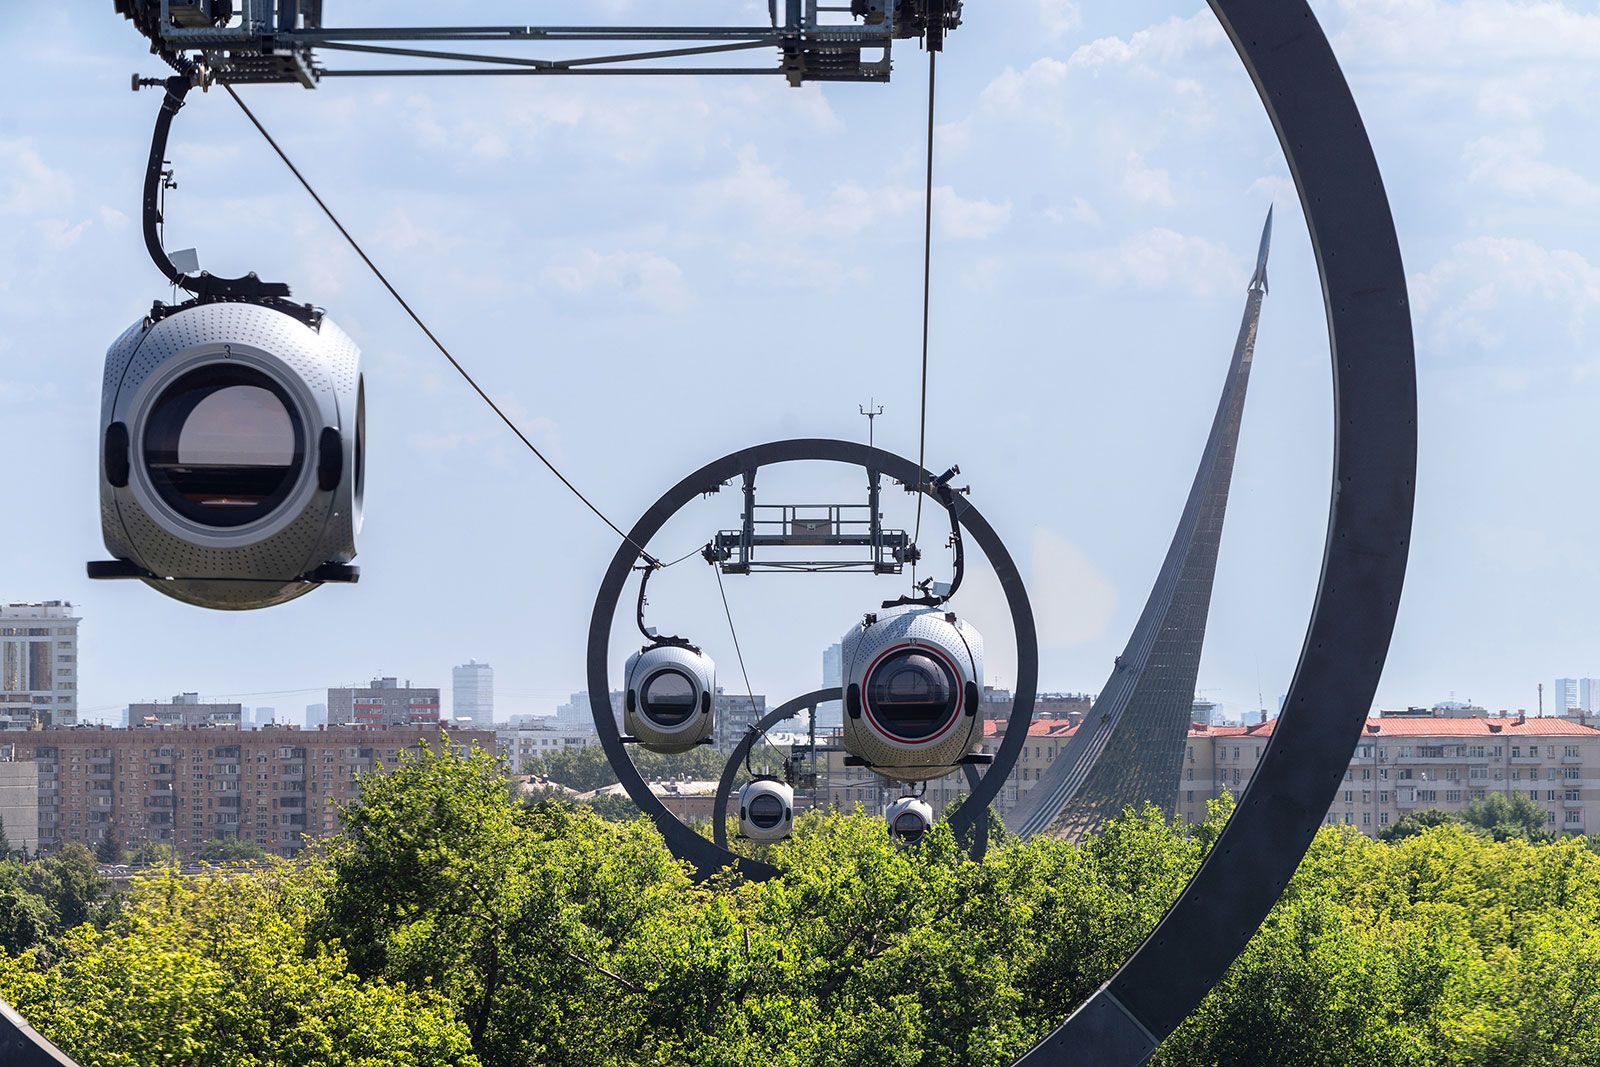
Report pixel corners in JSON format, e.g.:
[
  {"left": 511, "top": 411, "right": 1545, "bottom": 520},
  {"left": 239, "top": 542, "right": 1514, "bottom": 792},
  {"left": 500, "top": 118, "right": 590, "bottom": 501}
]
[{"left": 1008, "top": 208, "right": 1274, "bottom": 839}]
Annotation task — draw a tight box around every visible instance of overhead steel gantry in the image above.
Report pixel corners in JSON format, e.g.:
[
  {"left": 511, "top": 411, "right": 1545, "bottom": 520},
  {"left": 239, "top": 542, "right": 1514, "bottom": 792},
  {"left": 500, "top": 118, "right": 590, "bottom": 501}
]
[{"left": 115, "top": 0, "right": 963, "bottom": 87}]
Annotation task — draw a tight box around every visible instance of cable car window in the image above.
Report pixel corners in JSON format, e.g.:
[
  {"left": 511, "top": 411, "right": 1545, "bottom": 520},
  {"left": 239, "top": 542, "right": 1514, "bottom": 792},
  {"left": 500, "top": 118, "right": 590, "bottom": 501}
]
[
  {"left": 866, "top": 650, "right": 958, "bottom": 739},
  {"left": 892, "top": 812, "right": 927, "bottom": 842},
  {"left": 353, "top": 375, "right": 366, "bottom": 508},
  {"left": 143, "top": 365, "right": 304, "bottom": 528},
  {"left": 748, "top": 792, "right": 784, "bottom": 829},
  {"left": 640, "top": 668, "right": 698, "bottom": 727}
]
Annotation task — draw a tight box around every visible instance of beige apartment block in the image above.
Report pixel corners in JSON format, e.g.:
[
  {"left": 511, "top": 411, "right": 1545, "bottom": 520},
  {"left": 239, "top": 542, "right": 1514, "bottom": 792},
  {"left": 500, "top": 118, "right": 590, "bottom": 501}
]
[
  {"left": 1178, "top": 713, "right": 1600, "bottom": 837},
  {"left": 10, "top": 725, "right": 494, "bottom": 858}
]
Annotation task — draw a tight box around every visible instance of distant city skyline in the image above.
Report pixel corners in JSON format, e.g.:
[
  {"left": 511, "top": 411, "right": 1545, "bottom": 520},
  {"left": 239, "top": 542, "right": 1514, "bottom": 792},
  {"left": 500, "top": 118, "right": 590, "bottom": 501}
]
[{"left": 3, "top": 2, "right": 1597, "bottom": 729}]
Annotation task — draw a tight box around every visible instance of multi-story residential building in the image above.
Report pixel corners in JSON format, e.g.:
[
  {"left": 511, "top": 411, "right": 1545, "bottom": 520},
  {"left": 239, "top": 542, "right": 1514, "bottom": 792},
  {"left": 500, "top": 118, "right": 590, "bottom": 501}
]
[
  {"left": 305, "top": 703, "right": 327, "bottom": 728},
  {"left": 327, "top": 678, "right": 441, "bottom": 728},
  {"left": 497, "top": 722, "right": 595, "bottom": 770},
  {"left": 1177, "top": 711, "right": 1600, "bottom": 837},
  {"left": 554, "top": 691, "right": 623, "bottom": 730},
  {"left": 1555, "top": 678, "right": 1600, "bottom": 714},
  {"left": 0, "top": 756, "right": 39, "bottom": 853},
  {"left": 127, "top": 693, "right": 243, "bottom": 729},
  {"left": 10, "top": 724, "right": 493, "bottom": 858},
  {"left": 0, "top": 602, "right": 80, "bottom": 729},
  {"left": 452, "top": 661, "right": 494, "bottom": 726},
  {"left": 713, "top": 688, "right": 769, "bottom": 753},
  {"left": 817, "top": 643, "right": 843, "bottom": 730},
  {"left": 815, "top": 706, "right": 1600, "bottom": 839}
]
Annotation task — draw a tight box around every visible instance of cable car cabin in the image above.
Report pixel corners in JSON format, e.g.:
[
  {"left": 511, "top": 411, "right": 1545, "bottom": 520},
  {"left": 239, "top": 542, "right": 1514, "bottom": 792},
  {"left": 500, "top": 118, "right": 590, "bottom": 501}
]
[
  {"left": 624, "top": 643, "right": 716, "bottom": 753},
  {"left": 739, "top": 778, "right": 794, "bottom": 843},
  {"left": 885, "top": 795, "right": 934, "bottom": 844},
  {"left": 840, "top": 604, "right": 984, "bottom": 781},
  {"left": 94, "top": 300, "right": 363, "bottom": 610}
]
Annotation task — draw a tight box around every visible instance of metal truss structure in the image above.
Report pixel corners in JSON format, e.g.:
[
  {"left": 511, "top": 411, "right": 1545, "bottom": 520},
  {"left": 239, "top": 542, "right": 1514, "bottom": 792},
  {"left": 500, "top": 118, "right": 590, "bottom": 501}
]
[
  {"left": 708, "top": 467, "right": 917, "bottom": 574},
  {"left": 114, "top": 0, "right": 962, "bottom": 87}
]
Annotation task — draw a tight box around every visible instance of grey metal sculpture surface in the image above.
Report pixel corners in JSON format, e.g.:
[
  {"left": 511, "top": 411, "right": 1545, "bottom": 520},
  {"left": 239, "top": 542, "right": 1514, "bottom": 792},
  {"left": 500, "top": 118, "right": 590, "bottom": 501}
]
[
  {"left": 1006, "top": 209, "right": 1271, "bottom": 841},
  {"left": 0, "top": 999, "right": 79, "bottom": 1066},
  {"left": 1014, "top": 0, "right": 1414, "bottom": 1061}
]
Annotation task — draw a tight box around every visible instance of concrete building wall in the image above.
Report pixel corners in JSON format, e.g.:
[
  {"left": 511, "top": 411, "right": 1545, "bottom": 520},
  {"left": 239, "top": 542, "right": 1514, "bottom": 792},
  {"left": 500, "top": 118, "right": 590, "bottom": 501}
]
[
  {"left": 0, "top": 602, "right": 80, "bottom": 729},
  {"left": 14, "top": 725, "right": 493, "bottom": 858},
  {"left": 127, "top": 695, "right": 243, "bottom": 729},
  {"left": 452, "top": 662, "right": 494, "bottom": 726},
  {"left": 0, "top": 759, "right": 39, "bottom": 853},
  {"left": 327, "top": 678, "right": 441, "bottom": 728},
  {"left": 1177, "top": 713, "right": 1600, "bottom": 838}
]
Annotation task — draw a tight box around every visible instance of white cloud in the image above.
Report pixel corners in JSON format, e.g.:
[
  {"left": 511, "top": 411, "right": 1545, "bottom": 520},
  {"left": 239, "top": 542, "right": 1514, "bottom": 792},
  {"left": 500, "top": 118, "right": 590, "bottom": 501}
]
[
  {"left": 1067, "top": 11, "right": 1225, "bottom": 72},
  {"left": 0, "top": 139, "right": 74, "bottom": 217},
  {"left": 1464, "top": 129, "right": 1600, "bottom": 209},
  {"left": 1037, "top": 0, "right": 1083, "bottom": 38},
  {"left": 932, "top": 187, "right": 1011, "bottom": 239},
  {"left": 1073, "top": 227, "right": 1241, "bottom": 297},
  {"left": 541, "top": 248, "right": 690, "bottom": 312},
  {"left": 1120, "top": 150, "right": 1174, "bottom": 208},
  {"left": 1410, "top": 236, "right": 1600, "bottom": 351},
  {"left": 1032, "top": 527, "right": 1117, "bottom": 647},
  {"left": 1333, "top": 0, "right": 1600, "bottom": 118}
]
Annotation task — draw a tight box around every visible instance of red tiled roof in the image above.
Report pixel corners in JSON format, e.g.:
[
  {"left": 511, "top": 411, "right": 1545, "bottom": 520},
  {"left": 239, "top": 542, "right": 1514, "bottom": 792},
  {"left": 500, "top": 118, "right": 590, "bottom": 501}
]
[
  {"left": 1195, "top": 716, "right": 1600, "bottom": 739},
  {"left": 981, "top": 719, "right": 1079, "bottom": 738}
]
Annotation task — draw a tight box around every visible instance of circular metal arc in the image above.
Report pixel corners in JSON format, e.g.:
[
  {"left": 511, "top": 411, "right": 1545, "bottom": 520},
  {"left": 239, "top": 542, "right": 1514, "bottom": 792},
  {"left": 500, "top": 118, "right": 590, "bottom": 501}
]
[
  {"left": 586, "top": 438, "right": 1037, "bottom": 881},
  {"left": 1015, "top": 1, "right": 1416, "bottom": 1062},
  {"left": 711, "top": 688, "right": 838, "bottom": 861}
]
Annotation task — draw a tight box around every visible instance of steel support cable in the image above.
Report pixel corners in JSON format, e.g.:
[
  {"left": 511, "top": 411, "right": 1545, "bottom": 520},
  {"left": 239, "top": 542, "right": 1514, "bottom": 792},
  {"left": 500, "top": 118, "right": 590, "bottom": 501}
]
[
  {"left": 911, "top": 47, "right": 937, "bottom": 563},
  {"left": 218, "top": 81, "right": 667, "bottom": 568},
  {"left": 711, "top": 562, "right": 767, "bottom": 778}
]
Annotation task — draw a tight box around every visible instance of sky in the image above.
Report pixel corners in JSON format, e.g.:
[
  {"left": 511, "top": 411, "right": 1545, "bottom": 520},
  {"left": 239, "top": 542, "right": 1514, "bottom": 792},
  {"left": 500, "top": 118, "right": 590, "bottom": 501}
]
[{"left": 1, "top": 0, "right": 1597, "bottom": 724}]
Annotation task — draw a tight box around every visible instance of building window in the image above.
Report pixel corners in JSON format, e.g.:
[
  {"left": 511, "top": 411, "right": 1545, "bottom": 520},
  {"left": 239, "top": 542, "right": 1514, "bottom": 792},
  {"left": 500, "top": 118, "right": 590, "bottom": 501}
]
[{"left": 1380, "top": 812, "right": 1390, "bottom": 826}]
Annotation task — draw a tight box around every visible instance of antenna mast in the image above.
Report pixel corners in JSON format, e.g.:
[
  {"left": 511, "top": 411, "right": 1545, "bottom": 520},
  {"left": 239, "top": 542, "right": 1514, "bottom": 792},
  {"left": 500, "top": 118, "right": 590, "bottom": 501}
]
[{"left": 859, "top": 400, "right": 884, "bottom": 448}]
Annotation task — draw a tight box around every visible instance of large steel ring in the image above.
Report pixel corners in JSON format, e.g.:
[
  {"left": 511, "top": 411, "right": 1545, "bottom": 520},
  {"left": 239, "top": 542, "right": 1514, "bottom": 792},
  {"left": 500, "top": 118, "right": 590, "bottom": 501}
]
[
  {"left": 586, "top": 438, "right": 1039, "bottom": 881},
  {"left": 707, "top": 688, "right": 993, "bottom": 868},
  {"left": 1014, "top": 1, "right": 1416, "bottom": 1062}
]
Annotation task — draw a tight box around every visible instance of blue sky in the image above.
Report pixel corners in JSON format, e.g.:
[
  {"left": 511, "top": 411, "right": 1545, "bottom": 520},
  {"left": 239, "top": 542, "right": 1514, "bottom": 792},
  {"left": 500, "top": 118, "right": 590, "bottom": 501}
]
[{"left": 1, "top": 1, "right": 1597, "bottom": 723}]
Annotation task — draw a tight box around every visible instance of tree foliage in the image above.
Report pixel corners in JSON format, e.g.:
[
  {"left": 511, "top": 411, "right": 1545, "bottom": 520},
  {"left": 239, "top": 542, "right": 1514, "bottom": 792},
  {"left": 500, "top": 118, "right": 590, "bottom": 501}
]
[
  {"left": 522, "top": 744, "right": 728, "bottom": 791},
  {"left": 2, "top": 745, "right": 1599, "bottom": 1066},
  {"left": 0, "top": 864, "right": 477, "bottom": 1067}
]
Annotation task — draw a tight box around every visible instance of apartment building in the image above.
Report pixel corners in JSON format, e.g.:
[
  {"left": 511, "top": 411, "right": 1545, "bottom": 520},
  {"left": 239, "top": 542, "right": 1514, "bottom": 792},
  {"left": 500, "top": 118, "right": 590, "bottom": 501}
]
[
  {"left": 497, "top": 722, "right": 596, "bottom": 770},
  {"left": 1178, "top": 712, "right": 1600, "bottom": 836},
  {"left": 8, "top": 724, "right": 493, "bottom": 858},
  {"left": 327, "top": 677, "right": 442, "bottom": 728},
  {"left": 127, "top": 693, "right": 243, "bottom": 729},
  {"left": 0, "top": 602, "right": 80, "bottom": 729}
]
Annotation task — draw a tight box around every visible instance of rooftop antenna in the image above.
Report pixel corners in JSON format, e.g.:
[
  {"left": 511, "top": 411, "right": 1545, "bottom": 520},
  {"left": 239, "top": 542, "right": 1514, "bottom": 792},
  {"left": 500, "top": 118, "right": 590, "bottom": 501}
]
[{"left": 859, "top": 400, "right": 884, "bottom": 448}]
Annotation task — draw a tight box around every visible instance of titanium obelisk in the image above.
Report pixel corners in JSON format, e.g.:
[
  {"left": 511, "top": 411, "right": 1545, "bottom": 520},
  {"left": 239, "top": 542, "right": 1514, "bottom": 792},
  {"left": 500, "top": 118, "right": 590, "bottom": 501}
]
[{"left": 1008, "top": 208, "right": 1273, "bottom": 839}]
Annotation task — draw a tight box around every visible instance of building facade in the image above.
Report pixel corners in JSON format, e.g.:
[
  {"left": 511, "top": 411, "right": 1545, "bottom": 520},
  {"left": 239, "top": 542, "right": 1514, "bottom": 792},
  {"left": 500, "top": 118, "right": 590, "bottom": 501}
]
[
  {"left": 0, "top": 758, "right": 39, "bottom": 853},
  {"left": 452, "top": 661, "right": 494, "bottom": 726},
  {"left": 327, "top": 678, "right": 441, "bottom": 728},
  {"left": 1177, "top": 712, "right": 1600, "bottom": 837},
  {"left": 497, "top": 722, "right": 595, "bottom": 770},
  {"left": 713, "top": 688, "right": 769, "bottom": 753},
  {"left": 0, "top": 602, "right": 80, "bottom": 729},
  {"left": 128, "top": 693, "right": 242, "bottom": 729},
  {"left": 8, "top": 725, "right": 493, "bottom": 858}
]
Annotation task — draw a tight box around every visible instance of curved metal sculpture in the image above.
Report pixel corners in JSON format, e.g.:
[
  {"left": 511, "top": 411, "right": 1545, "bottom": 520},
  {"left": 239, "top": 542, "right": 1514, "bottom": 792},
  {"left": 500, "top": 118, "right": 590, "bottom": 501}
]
[
  {"left": 0, "top": 999, "right": 79, "bottom": 1066},
  {"left": 1014, "top": 0, "right": 1415, "bottom": 1062},
  {"left": 586, "top": 439, "right": 1038, "bottom": 880}
]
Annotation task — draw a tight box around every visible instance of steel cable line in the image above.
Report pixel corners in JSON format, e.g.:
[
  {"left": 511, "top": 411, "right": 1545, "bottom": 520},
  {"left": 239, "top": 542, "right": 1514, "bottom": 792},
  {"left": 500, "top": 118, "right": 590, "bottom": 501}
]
[
  {"left": 711, "top": 562, "right": 773, "bottom": 778},
  {"left": 219, "top": 81, "right": 674, "bottom": 569},
  {"left": 911, "top": 48, "right": 937, "bottom": 566}
]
